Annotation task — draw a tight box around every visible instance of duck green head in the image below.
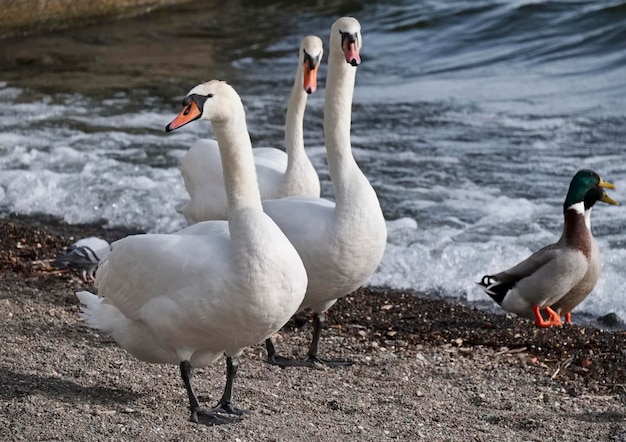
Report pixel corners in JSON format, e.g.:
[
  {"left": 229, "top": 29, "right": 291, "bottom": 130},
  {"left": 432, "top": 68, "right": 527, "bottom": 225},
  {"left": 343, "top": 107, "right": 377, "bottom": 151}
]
[{"left": 564, "top": 169, "right": 619, "bottom": 211}]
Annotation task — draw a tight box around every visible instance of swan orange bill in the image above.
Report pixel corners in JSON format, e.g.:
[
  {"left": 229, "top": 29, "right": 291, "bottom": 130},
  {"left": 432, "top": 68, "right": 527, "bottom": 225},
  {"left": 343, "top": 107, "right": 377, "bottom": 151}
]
[
  {"left": 166, "top": 101, "right": 202, "bottom": 132},
  {"left": 303, "top": 63, "right": 318, "bottom": 94}
]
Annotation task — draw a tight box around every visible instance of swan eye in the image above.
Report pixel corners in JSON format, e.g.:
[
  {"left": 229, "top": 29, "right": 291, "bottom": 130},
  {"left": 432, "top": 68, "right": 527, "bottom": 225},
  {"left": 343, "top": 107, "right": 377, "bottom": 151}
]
[
  {"left": 187, "top": 94, "right": 210, "bottom": 113},
  {"left": 340, "top": 31, "right": 358, "bottom": 46},
  {"left": 303, "top": 51, "right": 319, "bottom": 70}
]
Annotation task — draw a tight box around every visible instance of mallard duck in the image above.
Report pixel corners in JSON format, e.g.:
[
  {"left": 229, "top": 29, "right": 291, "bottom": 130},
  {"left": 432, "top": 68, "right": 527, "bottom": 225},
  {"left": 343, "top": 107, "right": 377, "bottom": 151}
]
[
  {"left": 550, "top": 176, "right": 620, "bottom": 323},
  {"left": 77, "top": 80, "right": 307, "bottom": 426},
  {"left": 478, "top": 169, "right": 618, "bottom": 327}
]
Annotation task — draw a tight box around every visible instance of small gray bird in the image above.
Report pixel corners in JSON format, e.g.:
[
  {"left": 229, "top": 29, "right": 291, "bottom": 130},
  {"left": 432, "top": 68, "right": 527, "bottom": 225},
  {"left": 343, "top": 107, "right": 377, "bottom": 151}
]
[{"left": 53, "top": 237, "right": 110, "bottom": 282}]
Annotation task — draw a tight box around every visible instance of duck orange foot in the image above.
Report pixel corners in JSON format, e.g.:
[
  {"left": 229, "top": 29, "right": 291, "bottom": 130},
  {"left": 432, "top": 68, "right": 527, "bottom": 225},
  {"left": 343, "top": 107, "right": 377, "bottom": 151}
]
[{"left": 532, "top": 306, "right": 563, "bottom": 328}]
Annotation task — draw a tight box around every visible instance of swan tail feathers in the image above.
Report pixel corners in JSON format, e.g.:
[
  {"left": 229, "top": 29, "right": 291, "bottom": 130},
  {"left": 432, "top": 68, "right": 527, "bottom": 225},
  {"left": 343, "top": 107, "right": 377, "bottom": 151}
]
[{"left": 76, "top": 290, "right": 120, "bottom": 332}]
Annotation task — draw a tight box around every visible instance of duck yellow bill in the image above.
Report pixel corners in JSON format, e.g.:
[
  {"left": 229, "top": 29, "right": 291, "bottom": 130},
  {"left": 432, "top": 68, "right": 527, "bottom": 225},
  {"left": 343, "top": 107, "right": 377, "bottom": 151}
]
[
  {"left": 598, "top": 177, "right": 618, "bottom": 205},
  {"left": 599, "top": 178, "right": 616, "bottom": 190},
  {"left": 165, "top": 101, "right": 202, "bottom": 132},
  {"left": 303, "top": 64, "right": 318, "bottom": 94},
  {"left": 600, "top": 190, "right": 619, "bottom": 206}
]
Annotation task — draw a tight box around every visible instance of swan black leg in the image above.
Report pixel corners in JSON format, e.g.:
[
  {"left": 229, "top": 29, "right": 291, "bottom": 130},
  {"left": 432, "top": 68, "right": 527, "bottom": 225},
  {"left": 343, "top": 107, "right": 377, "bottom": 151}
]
[
  {"left": 302, "top": 312, "right": 353, "bottom": 367},
  {"left": 265, "top": 312, "right": 353, "bottom": 368},
  {"left": 210, "top": 356, "right": 248, "bottom": 415},
  {"left": 266, "top": 337, "right": 305, "bottom": 368},
  {"left": 179, "top": 360, "right": 243, "bottom": 426}
]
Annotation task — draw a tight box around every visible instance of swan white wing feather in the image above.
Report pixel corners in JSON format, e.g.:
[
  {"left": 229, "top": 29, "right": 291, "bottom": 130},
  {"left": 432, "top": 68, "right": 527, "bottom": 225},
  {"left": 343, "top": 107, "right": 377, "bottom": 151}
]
[
  {"left": 253, "top": 147, "right": 288, "bottom": 168},
  {"left": 181, "top": 143, "right": 294, "bottom": 222},
  {"left": 95, "top": 221, "right": 231, "bottom": 322}
]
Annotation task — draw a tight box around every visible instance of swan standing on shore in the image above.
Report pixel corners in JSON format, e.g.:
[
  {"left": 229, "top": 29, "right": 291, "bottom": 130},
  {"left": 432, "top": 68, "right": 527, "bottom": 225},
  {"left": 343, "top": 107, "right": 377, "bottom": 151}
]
[
  {"left": 76, "top": 80, "right": 307, "bottom": 426},
  {"left": 262, "top": 17, "right": 387, "bottom": 367},
  {"left": 181, "top": 36, "right": 323, "bottom": 223}
]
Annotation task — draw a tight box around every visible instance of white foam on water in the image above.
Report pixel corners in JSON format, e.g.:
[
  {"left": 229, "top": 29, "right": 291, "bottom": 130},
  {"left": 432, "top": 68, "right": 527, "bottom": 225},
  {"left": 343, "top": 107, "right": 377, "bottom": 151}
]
[
  {"left": 1, "top": 77, "right": 625, "bottom": 327},
  {"left": 0, "top": 147, "right": 189, "bottom": 232},
  {"left": 74, "top": 111, "right": 175, "bottom": 131},
  {"left": 0, "top": 87, "right": 192, "bottom": 233}
]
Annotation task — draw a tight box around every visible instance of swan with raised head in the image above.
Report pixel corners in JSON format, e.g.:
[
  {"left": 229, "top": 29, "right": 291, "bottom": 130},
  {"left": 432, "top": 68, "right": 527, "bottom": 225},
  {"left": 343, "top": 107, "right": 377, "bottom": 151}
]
[
  {"left": 262, "top": 17, "right": 387, "bottom": 367},
  {"left": 181, "top": 36, "right": 323, "bottom": 223},
  {"left": 76, "top": 80, "right": 307, "bottom": 426}
]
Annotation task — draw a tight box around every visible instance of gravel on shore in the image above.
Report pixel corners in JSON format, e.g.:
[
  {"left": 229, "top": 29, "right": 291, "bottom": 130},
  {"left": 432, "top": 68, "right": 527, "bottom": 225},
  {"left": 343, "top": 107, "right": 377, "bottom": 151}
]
[{"left": 1, "top": 213, "right": 625, "bottom": 441}]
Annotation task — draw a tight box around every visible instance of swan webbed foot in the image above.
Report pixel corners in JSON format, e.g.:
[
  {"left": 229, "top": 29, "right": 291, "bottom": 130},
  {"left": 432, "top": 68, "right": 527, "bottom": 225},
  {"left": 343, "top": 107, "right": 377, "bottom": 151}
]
[
  {"left": 265, "top": 316, "right": 353, "bottom": 368},
  {"left": 190, "top": 407, "right": 243, "bottom": 426},
  {"left": 266, "top": 353, "right": 317, "bottom": 368},
  {"left": 210, "top": 399, "right": 249, "bottom": 416},
  {"left": 180, "top": 358, "right": 246, "bottom": 427},
  {"left": 303, "top": 355, "right": 354, "bottom": 368},
  {"left": 266, "top": 338, "right": 298, "bottom": 368},
  {"left": 267, "top": 353, "right": 309, "bottom": 368},
  {"left": 266, "top": 353, "right": 353, "bottom": 368}
]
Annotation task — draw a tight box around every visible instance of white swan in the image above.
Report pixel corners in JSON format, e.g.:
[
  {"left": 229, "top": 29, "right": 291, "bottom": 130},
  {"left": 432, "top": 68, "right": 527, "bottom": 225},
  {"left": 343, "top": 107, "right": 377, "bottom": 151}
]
[
  {"left": 180, "top": 36, "right": 323, "bottom": 223},
  {"left": 76, "top": 80, "right": 307, "bottom": 426},
  {"left": 262, "top": 17, "right": 387, "bottom": 367}
]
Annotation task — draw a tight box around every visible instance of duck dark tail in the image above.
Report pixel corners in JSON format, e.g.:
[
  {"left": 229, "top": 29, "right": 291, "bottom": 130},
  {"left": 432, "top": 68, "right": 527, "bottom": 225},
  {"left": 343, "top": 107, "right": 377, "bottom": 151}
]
[{"left": 477, "top": 275, "right": 513, "bottom": 306}]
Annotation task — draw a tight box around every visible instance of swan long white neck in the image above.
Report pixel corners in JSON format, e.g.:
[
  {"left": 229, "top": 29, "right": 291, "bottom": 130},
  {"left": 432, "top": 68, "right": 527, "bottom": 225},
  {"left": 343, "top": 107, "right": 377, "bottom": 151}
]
[
  {"left": 284, "top": 64, "right": 308, "bottom": 168},
  {"left": 211, "top": 108, "right": 262, "bottom": 215},
  {"left": 324, "top": 44, "right": 361, "bottom": 204}
]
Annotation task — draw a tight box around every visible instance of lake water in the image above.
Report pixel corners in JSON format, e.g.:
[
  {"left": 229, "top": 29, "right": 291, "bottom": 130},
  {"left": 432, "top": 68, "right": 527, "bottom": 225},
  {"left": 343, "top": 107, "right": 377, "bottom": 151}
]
[{"left": 1, "top": 0, "right": 625, "bottom": 325}]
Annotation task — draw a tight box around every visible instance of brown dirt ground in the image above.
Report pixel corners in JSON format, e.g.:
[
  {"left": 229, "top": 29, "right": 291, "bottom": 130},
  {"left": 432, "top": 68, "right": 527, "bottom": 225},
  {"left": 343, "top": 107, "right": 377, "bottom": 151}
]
[{"left": 0, "top": 214, "right": 625, "bottom": 441}]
